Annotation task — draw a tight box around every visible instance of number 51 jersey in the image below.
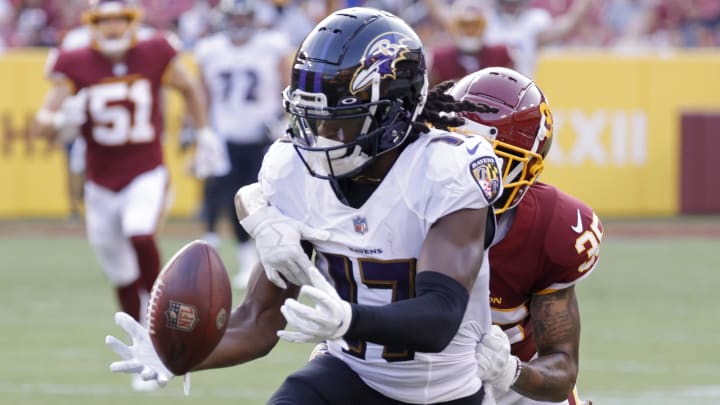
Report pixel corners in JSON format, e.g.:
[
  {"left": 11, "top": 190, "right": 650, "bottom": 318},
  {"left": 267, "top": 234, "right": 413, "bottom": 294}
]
[
  {"left": 47, "top": 34, "right": 178, "bottom": 191},
  {"left": 259, "top": 129, "right": 503, "bottom": 404}
]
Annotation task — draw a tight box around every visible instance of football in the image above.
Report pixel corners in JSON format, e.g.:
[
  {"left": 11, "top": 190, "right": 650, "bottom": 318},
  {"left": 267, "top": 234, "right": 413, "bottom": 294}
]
[{"left": 147, "top": 240, "right": 232, "bottom": 375}]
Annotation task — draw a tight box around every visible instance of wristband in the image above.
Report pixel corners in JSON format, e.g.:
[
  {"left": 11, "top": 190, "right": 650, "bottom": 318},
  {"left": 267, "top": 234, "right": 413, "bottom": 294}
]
[{"left": 510, "top": 356, "right": 522, "bottom": 387}]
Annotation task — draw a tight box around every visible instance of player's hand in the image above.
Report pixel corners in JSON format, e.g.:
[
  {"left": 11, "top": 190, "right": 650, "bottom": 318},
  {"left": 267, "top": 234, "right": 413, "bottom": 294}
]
[
  {"left": 105, "top": 312, "right": 174, "bottom": 386},
  {"left": 277, "top": 267, "right": 351, "bottom": 349},
  {"left": 194, "top": 127, "right": 229, "bottom": 179},
  {"left": 35, "top": 90, "right": 87, "bottom": 144},
  {"left": 237, "top": 184, "right": 331, "bottom": 289},
  {"left": 476, "top": 325, "right": 521, "bottom": 393},
  {"left": 56, "top": 90, "right": 88, "bottom": 142}
]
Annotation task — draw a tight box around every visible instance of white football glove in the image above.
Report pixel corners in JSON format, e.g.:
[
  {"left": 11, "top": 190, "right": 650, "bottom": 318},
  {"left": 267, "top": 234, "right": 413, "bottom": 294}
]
[
  {"left": 237, "top": 183, "right": 331, "bottom": 289},
  {"left": 277, "top": 266, "right": 351, "bottom": 349},
  {"left": 194, "top": 127, "right": 230, "bottom": 178},
  {"left": 105, "top": 312, "right": 174, "bottom": 386},
  {"left": 476, "top": 325, "right": 521, "bottom": 393},
  {"left": 36, "top": 90, "right": 87, "bottom": 144}
]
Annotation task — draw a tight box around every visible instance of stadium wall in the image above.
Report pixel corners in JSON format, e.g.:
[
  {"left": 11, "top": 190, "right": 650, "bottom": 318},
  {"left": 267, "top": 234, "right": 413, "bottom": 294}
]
[
  {"left": 535, "top": 49, "right": 720, "bottom": 216},
  {"left": 1, "top": 49, "right": 719, "bottom": 218}
]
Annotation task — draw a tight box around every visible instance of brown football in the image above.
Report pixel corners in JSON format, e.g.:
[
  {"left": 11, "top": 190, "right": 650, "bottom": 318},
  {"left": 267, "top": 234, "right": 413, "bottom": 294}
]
[{"left": 147, "top": 240, "right": 231, "bottom": 375}]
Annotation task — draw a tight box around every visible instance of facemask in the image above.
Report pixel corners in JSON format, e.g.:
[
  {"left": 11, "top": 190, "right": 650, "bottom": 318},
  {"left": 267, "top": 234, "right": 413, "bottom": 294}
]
[{"left": 306, "top": 136, "right": 371, "bottom": 177}]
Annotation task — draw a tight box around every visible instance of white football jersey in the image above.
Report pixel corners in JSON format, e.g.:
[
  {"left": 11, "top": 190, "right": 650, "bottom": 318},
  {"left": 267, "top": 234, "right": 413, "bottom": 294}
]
[
  {"left": 194, "top": 30, "right": 291, "bottom": 144},
  {"left": 259, "top": 129, "right": 503, "bottom": 404}
]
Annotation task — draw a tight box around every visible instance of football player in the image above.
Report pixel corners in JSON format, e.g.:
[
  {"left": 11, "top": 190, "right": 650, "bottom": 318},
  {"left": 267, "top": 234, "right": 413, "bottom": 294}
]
[
  {"left": 32, "top": 0, "right": 224, "bottom": 391},
  {"left": 106, "top": 7, "right": 506, "bottom": 404},
  {"left": 193, "top": 0, "right": 293, "bottom": 289},
  {"left": 425, "top": 0, "right": 515, "bottom": 86},
  {"left": 449, "top": 67, "right": 600, "bottom": 405},
  {"left": 198, "top": 67, "right": 598, "bottom": 404},
  {"left": 484, "top": 0, "right": 595, "bottom": 77}
]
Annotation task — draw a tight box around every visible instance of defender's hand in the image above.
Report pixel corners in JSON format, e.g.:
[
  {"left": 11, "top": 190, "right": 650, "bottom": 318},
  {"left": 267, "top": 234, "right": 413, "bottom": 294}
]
[
  {"left": 105, "top": 312, "right": 174, "bottom": 386},
  {"left": 476, "top": 325, "right": 521, "bottom": 393},
  {"left": 277, "top": 267, "right": 351, "bottom": 349}
]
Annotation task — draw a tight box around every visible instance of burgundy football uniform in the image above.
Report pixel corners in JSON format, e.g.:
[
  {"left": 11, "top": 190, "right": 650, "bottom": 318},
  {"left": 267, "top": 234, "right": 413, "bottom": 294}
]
[
  {"left": 49, "top": 34, "right": 178, "bottom": 191},
  {"left": 430, "top": 44, "right": 514, "bottom": 86},
  {"left": 489, "top": 182, "right": 603, "bottom": 362}
]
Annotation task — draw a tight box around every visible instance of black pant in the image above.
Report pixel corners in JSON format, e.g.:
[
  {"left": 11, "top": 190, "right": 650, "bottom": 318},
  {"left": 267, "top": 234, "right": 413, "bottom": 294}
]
[
  {"left": 202, "top": 141, "right": 269, "bottom": 242},
  {"left": 268, "top": 355, "right": 484, "bottom": 405}
]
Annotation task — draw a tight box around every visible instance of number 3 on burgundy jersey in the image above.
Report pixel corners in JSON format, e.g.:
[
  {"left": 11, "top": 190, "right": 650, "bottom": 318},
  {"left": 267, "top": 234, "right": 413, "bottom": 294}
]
[{"left": 575, "top": 213, "right": 602, "bottom": 273}]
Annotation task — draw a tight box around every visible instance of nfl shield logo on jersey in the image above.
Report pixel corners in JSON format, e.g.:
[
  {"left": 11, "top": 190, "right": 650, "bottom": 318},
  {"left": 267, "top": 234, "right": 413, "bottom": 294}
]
[{"left": 353, "top": 216, "right": 368, "bottom": 235}]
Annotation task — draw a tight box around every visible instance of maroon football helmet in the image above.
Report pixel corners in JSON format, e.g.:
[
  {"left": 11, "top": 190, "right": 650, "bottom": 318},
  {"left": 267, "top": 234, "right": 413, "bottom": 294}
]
[
  {"left": 448, "top": 67, "right": 554, "bottom": 214},
  {"left": 82, "top": 0, "right": 143, "bottom": 56}
]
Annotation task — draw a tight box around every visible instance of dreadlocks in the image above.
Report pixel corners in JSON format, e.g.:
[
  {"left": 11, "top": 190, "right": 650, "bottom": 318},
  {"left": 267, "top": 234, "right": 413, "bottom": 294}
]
[{"left": 411, "top": 80, "right": 499, "bottom": 134}]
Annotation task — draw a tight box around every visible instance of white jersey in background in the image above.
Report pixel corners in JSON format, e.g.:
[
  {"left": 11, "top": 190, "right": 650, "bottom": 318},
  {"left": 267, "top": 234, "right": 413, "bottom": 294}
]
[
  {"left": 194, "top": 30, "right": 291, "bottom": 144},
  {"left": 485, "top": 7, "right": 551, "bottom": 78},
  {"left": 259, "top": 130, "right": 503, "bottom": 404}
]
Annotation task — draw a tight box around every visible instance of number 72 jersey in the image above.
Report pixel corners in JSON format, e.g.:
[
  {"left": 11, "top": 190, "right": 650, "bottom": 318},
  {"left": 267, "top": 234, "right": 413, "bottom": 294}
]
[{"left": 47, "top": 34, "right": 178, "bottom": 191}]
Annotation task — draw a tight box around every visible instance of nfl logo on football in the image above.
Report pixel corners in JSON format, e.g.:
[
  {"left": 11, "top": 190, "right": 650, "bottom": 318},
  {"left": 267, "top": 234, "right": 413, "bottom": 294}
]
[
  {"left": 165, "top": 300, "right": 199, "bottom": 332},
  {"left": 353, "top": 216, "right": 368, "bottom": 235}
]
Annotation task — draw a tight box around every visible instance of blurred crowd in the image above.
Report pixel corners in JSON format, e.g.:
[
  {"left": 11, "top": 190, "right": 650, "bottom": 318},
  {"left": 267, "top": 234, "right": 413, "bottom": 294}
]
[{"left": 1, "top": 0, "right": 719, "bottom": 53}]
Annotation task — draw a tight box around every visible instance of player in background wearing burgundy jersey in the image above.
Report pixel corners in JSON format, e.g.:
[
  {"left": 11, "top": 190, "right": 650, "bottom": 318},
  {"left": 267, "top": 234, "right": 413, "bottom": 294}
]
[
  {"left": 449, "top": 67, "right": 599, "bottom": 405},
  {"left": 31, "top": 0, "right": 225, "bottom": 391},
  {"left": 424, "top": 0, "right": 515, "bottom": 87}
]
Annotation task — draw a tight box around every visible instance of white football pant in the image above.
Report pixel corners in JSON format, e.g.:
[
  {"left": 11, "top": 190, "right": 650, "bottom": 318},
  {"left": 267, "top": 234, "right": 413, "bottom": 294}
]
[{"left": 84, "top": 165, "right": 169, "bottom": 287}]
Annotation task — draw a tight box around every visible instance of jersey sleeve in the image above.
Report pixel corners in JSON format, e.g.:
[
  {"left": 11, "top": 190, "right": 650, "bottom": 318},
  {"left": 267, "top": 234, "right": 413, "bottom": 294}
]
[
  {"left": 417, "top": 132, "right": 503, "bottom": 225},
  {"left": 537, "top": 192, "right": 603, "bottom": 293},
  {"left": 154, "top": 34, "right": 180, "bottom": 66},
  {"left": 46, "top": 49, "right": 77, "bottom": 91},
  {"left": 257, "top": 139, "right": 306, "bottom": 218}
]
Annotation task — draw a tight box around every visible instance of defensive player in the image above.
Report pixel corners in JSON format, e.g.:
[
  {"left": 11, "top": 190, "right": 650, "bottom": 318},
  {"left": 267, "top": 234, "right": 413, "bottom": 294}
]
[
  {"left": 425, "top": 0, "right": 514, "bottom": 86},
  {"left": 32, "top": 0, "right": 224, "bottom": 390},
  {"left": 106, "top": 7, "right": 506, "bottom": 404},
  {"left": 484, "top": 0, "right": 595, "bottom": 77},
  {"left": 193, "top": 0, "right": 292, "bottom": 289},
  {"left": 449, "top": 67, "right": 600, "bottom": 405}
]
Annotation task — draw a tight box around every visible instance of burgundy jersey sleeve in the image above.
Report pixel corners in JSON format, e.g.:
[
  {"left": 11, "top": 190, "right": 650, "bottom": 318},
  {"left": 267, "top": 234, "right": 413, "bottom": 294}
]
[
  {"left": 489, "top": 182, "right": 602, "bottom": 360},
  {"left": 47, "top": 48, "right": 92, "bottom": 92},
  {"left": 148, "top": 33, "right": 180, "bottom": 77},
  {"left": 535, "top": 183, "right": 604, "bottom": 294}
]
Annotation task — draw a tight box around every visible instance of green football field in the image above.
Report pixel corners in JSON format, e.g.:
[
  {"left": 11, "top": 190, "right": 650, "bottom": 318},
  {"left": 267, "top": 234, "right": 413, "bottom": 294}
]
[{"left": 1, "top": 218, "right": 719, "bottom": 404}]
